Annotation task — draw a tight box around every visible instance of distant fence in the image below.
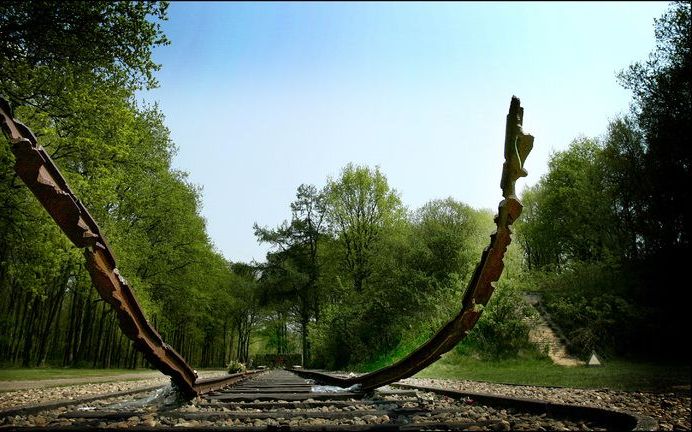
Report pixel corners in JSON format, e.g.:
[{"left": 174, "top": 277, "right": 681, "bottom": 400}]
[{"left": 253, "top": 353, "right": 302, "bottom": 368}]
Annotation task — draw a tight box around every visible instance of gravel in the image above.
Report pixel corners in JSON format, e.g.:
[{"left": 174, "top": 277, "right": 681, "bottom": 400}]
[
  {"left": 1, "top": 373, "right": 689, "bottom": 430},
  {"left": 0, "top": 370, "right": 228, "bottom": 411},
  {"left": 401, "top": 378, "right": 691, "bottom": 431}
]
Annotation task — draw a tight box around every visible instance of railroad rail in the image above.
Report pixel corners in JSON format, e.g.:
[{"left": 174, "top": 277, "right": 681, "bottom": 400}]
[
  {"left": 1, "top": 95, "right": 531, "bottom": 398},
  {"left": 0, "top": 97, "right": 200, "bottom": 398},
  {"left": 288, "top": 97, "right": 533, "bottom": 391},
  {"left": 0, "top": 369, "right": 656, "bottom": 430}
]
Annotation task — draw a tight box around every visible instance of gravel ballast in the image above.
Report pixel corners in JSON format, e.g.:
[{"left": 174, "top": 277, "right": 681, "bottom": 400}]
[
  {"left": 400, "top": 378, "right": 690, "bottom": 431},
  {"left": 0, "top": 370, "right": 228, "bottom": 411},
  {"left": 1, "top": 373, "right": 689, "bottom": 430}
]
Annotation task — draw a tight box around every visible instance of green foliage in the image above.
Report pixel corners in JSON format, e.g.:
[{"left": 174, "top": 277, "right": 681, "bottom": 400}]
[
  {"left": 618, "top": 1, "right": 691, "bottom": 254},
  {"left": 311, "top": 192, "right": 498, "bottom": 369},
  {"left": 1, "top": 1, "right": 169, "bottom": 104},
  {"left": 517, "top": 138, "right": 624, "bottom": 270},
  {"left": 0, "top": 1, "right": 251, "bottom": 370},
  {"left": 227, "top": 360, "right": 246, "bottom": 374},
  {"left": 324, "top": 163, "right": 405, "bottom": 293},
  {"left": 410, "top": 198, "right": 491, "bottom": 284},
  {"left": 528, "top": 262, "right": 658, "bottom": 359},
  {"left": 460, "top": 281, "right": 539, "bottom": 360},
  {"left": 254, "top": 184, "right": 326, "bottom": 365},
  {"left": 352, "top": 331, "right": 434, "bottom": 373},
  {"left": 417, "top": 353, "right": 690, "bottom": 392},
  {"left": 517, "top": 3, "right": 691, "bottom": 361},
  {"left": 599, "top": 116, "right": 647, "bottom": 261}
]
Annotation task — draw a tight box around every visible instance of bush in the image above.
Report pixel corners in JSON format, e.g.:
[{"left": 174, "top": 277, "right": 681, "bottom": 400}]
[
  {"left": 535, "top": 261, "right": 648, "bottom": 359},
  {"left": 227, "top": 360, "right": 246, "bottom": 374},
  {"left": 459, "top": 283, "right": 539, "bottom": 360}
]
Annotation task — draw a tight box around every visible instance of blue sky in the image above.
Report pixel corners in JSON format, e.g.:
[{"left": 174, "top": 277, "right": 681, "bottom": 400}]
[{"left": 140, "top": 1, "right": 670, "bottom": 263}]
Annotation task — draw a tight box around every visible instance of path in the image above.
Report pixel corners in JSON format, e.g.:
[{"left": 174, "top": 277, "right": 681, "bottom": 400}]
[
  {"left": 524, "top": 294, "right": 584, "bottom": 367},
  {"left": 0, "top": 370, "right": 227, "bottom": 392}
]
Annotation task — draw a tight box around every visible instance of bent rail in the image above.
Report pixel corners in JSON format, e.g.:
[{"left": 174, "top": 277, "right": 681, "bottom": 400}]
[
  {"left": 1, "top": 95, "right": 532, "bottom": 397},
  {"left": 291, "top": 96, "right": 533, "bottom": 391},
  {"left": 0, "top": 97, "right": 199, "bottom": 398}
]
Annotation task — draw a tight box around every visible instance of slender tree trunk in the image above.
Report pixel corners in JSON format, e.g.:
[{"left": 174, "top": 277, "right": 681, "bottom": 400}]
[
  {"left": 37, "top": 268, "right": 69, "bottom": 366},
  {"left": 0, "top": 279, "right": 20, "bottom": 359},
  {"left": 228, "top": 325, "right": 236, "bottom": 362},
  {"left": 72, "top": 293, "right": 87, "bottom": 365},
  {"left": 64, "top": 287, "right": 82, "bottom": 366},
  {"left": 21, "top": 296, "right": 41, "bottom": 367},
  {"left": 10, "top": 290, "right": 30, "bottom": 363},
  {"left": 37, "top": 287, "right": 66, "bottom": 366},
  {"left": 92, "top": 302, "right": 107, "bottom": 368},
  {"left": 301, "top": 313, "right": 309, "bottom": 367},
  {"left": 114, "top": 331, "right": 124, "bottom": 367},
  {"left": 76, "top": 289, "right": 96, "bottom": 365}
]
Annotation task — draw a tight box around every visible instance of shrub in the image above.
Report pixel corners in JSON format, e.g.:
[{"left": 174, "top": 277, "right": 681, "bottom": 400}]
[
  {"left": 227, "top": 360, "right": 246, "bottom": 374},
  {"left": 460, "top": 283, "right": 539, "bottom": 360},
  {"left": 536, "top": 261, "right": 646, "bottom": 358}
]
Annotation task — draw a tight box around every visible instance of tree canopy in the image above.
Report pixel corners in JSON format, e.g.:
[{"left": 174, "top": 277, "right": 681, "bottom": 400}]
[{"left": 516, "top": 1, "right": 691, "bottom": 360}]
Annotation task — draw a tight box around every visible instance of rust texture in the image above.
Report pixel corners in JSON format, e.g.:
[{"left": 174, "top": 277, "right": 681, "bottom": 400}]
[
  {"left": 292, "top": 96, "right": 533, "bottom": 391},
  {"left": 0, "top": 97, "right": 199, "bottom": 398}
]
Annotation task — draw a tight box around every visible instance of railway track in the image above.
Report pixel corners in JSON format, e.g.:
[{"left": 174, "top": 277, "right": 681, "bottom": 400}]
[
  {"left": 2, "top": 96, "right": 533, "bottom": 399},
  {"left": 1, "top": 95, "right": 664, "bottom": 429},
  {"left": 1, "top": 369, "right": 655, "bottom": 431}
]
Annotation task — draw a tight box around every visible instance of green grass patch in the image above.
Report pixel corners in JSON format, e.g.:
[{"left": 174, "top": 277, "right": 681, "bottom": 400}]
[
  {"left": 352, "top": 332, "right": 433, "bottom": 373},
  {"left": 415, "top": 352, "right": 690, "bottom": 392},
  {"left": 0, "top": 368, "right": 154, "bottom": 381}
]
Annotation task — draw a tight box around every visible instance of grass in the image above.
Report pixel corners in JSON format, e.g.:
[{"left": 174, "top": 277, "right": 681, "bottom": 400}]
[
  {"left": 414, "top": 351, "right": 691, "bottom": 392},
  {"left": 0, "top": 368, "right": 156, "bottom": 381},
  {"left": 352, "top": 332, "right": 434, "bottom": 373},
  {"left": 0, "top": 367, "right": 229, "bottom": 381}
]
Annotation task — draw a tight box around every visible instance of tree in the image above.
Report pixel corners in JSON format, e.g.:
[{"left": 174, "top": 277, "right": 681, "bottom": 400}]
[
  {"left": 516, "top": 184, "right": 561, "bottom": 270},
  {"left": 1, "top": 1, "right": 169, "bottom": 109},
  {"left": 254, "top": 184, "right": 326, "bottom": 365},
  {"left": 618, "top": 1, "right": 691, "bottom": 254},
  {"left": 0, "top": 2, "right": 249, "bottom": 369},
  {"left": 410, "top": 198, "right": 491, "bottom": 283},
  {"left": 228, "top": 263, "right": 260, "bottom": 365},
  {"left": 518, "top": 138, "right": 622, "bottom": 269},
  {"left": 613, "top": 2, "right": 692, "bottom": 352},
  {"left": 323, "top": 164, "right": 404, "bottom": 292},
  {"left": 600, "top": 116, "right": 647, "bottom": 261}
]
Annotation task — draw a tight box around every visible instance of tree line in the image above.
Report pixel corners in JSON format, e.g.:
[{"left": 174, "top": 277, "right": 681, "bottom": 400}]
[
  {"left": 515, "top": 1, "right": 690, "bottom": 360},
  {"left": 252, "top": 1, "right": 691, "bottom": 366},
  {"left": 1, "top": 1, "right": 688, "bottom": 371},
  {"left": 0, "top": 2, "right": 257, "bottom": 369},
  {"left": 253, "top": 167, "right": 504, "bottom": 368}
]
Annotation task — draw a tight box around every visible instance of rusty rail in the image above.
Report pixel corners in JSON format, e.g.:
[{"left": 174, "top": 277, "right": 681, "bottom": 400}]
[
  {"left": 0, "top": 97, "right": 200, "bottom": 398},
  {"left": 291, "top": 96, "right": 533, "bottom": 391}
]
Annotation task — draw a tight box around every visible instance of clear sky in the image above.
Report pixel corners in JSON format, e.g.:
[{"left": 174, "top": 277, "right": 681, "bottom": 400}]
[{"left": 139, "top": 1, "right": 670, "bottom": 264}]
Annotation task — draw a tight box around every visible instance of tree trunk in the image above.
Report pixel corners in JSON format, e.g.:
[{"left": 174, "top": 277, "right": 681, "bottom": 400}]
[
  {"left": 37, "top": 268, "right": 69, "bottom": 366},
  {"left": 92, "top": 302, "right": 107, "bottom": 368},
  {"left": 21, "top": 296, "right": 41, "bottom": 367},
  {"left": 10, "top": 289, "right": 30, "bottom": 363},
  {"left": 301, "top": 313, "right": 310, "bottom": 367}
]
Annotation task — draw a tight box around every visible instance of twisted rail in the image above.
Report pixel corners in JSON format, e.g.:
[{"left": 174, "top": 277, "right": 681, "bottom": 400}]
[
  {"left": 291, "top": 96, "right": 533, "bottom": 391},
  {"left": 1, "top": 95, "right": 532, "bottom": 397},
  {"left": 1, "top": 97, "right": 198, "bottom": 398}
]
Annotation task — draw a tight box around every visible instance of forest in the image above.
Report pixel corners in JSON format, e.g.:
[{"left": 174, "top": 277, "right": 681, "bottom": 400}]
[{"left": 0, "top": 2, "right": 689, "bottom": 371}]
